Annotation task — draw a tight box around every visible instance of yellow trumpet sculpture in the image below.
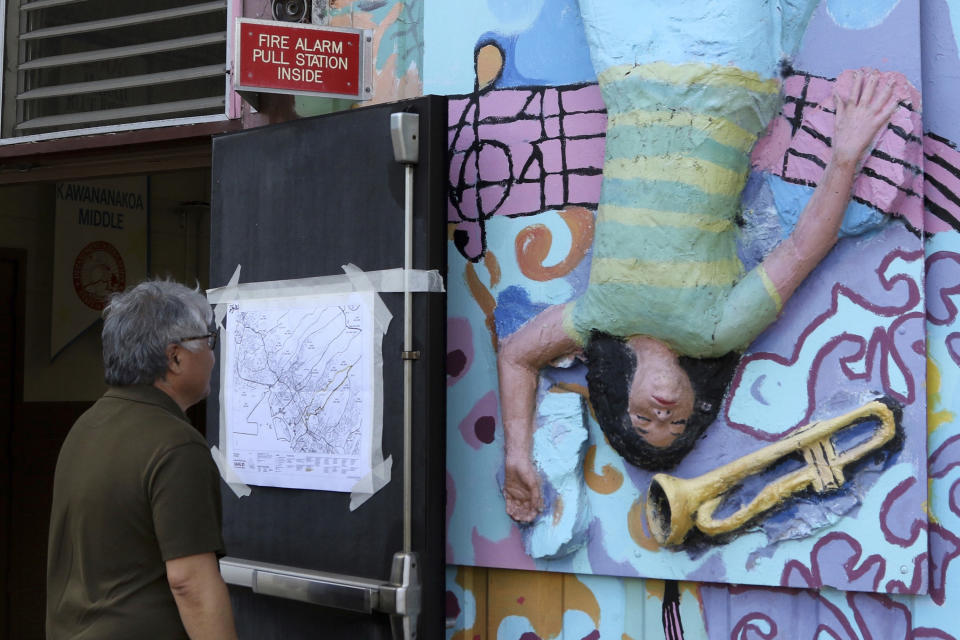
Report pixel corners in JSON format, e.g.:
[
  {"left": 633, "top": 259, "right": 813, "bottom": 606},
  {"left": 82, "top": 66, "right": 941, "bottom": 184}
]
[{"left": 645, "top": 398, "right": 899, "bottom": 546}]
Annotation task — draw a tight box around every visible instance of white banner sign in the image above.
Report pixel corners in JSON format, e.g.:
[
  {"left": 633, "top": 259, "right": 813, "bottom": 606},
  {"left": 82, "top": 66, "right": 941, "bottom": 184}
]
[{"left": 51, "top": 177, "right": 148, "bottom": 358}]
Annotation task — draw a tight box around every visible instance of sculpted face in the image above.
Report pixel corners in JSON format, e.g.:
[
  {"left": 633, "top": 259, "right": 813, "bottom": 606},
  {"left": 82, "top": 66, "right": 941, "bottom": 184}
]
[{"left": 626, "top": 338, "right": 695, "bottom": 448}]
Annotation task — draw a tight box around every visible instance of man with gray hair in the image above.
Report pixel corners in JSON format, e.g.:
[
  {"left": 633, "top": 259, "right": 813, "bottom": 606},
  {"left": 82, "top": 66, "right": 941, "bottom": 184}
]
[{"left": 46, "top": 279, "right": 237, "bottom": 639}]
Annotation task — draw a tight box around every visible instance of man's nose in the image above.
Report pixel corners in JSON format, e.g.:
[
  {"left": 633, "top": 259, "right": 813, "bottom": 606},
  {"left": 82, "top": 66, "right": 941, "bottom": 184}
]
[{"left": 654, "top": 407, "right": 671, "bottom": 418}]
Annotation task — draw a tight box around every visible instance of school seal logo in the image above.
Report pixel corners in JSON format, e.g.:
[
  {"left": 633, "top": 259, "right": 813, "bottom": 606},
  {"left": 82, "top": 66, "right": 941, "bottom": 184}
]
[{"left": 72, "top": 240, "right": 126, "bottom": 310}]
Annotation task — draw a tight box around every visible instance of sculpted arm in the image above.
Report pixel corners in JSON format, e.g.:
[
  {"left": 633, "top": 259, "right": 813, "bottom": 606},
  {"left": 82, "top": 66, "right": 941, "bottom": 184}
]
[
  {"left": 497, "top": 303, "right": 580, "bottom": 522},
  {"left": 762, "top": 70, "right": 901, "bottom": 304}
]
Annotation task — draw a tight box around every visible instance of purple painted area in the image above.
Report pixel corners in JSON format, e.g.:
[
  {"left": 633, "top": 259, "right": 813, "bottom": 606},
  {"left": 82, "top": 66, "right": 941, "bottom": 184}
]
[
  {"left": 543, "top": 88, "right": 560, "bottom": 116},
  {"left": 448, "top": 349, "right": 468, "bottom": 379},
  {"left": 945, "top": 333, "right": 960, "bottom": 367},
  {"left": 847, "top": 592, "right": 911, "bottom": 639},
  {"left": 929, "top": 435, "right": 960, "bottom": 479},
  {"left": 544, "top": 116, "right": 560, "bottom": 138},
  {"left": 584, "top": 518, "right": 638, "bottom": 577},
  {"left": 880, "top": 477, "right": 925, "bottom": 546},
  {"left": 926, "top": 251, "right": 960, "bottom": 325},
  {"left": 885, "top": 553, "right": 928, "bottom": 595},
  {"left": 727, "top": 236, "right": 924, "bottom": 440},
  {"left": 921, "top": 0, "right": 960, "bottom": 143},
  {"left": 540, "top": 139, "right": 563, "bottom": 171},
  {"left": 700, "top": 583, "right": 854, "bottom": 639},
  {"left": 446, "top": 471, "right": 456, "bottom": 562},
  {"left": 458, "top": 391, "right": 499, "bottom": 450},
  {"left": 563, "top": 112, "right": 606, "bottom": 137},
  {"left": 447, "top": 317, "right": 474, "bottom": 386},
  {"left": 740, "top": 223, "right": 921, "bottom": 363},
  {"left": 560, "top": 84, "right": 606, "bottom": 112},
  {"left": 781, "top": 533, "right": 885, "bottom": 592},
  {"left": 544, "top": 175, "right": 564, "bottom": 206},
  {"left": 928, "top": 522, "right": 960, "bottom": 606},
  {"left": 564, "top": 138, "right": 604, "bottom": 171},
  {"left": 471, "top": 525, "right": 537, "bottom": 570},
  {"left": 952, "top": 477, "right": 960, "bottom": 519},
  {"left": 475, "top": 416, "right": 496, "bottom": 444},
  {"left": 480, "top": 89, "right": 536, "bottom": 118},
  {"left": 794, "top": 0, "right": 921, "bottom": 87},
  {"left": 703, "top": 582, "right": 953, "bottom": 640},
  {"left": 912, "top": 629, "right": 959, "bottom": 640},
  {"left": 446, "top": 589, "right": 461, "bottom": 620},
  {"left": 685, "top": 553, "right": 729, "bottom": 585}
]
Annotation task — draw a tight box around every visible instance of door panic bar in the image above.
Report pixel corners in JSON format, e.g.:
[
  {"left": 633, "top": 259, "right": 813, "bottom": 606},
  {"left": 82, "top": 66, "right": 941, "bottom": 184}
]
[{"left": 220, "top": 552, "right": 421, "bottom": 639}]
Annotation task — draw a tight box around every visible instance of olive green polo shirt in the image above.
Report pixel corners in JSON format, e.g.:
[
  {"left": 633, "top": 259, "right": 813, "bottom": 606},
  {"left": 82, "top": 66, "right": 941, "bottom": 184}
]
[{"left": 46, "top": 385, "right": 225, "bottom": 639}]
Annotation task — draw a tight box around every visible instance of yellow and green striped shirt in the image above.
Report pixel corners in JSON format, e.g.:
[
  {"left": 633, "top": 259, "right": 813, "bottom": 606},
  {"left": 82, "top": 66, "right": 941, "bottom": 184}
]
[{"left": 567, "top": 62, "right": 784, "bottom": 357}]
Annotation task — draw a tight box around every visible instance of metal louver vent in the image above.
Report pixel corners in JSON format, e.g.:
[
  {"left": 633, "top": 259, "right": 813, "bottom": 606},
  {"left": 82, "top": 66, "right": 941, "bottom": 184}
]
[{"left": 8, "top": 0, "right": 228, "bottom": 137}]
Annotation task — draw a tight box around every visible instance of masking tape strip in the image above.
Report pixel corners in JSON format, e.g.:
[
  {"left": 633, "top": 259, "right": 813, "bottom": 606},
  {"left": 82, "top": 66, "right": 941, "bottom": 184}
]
[
  {"left": 207, "top": 263, "right": 408, "bottom": 508},
  {"left": 210, "top": 445, "right": 252, "bottom": 498},
  {"left": 350, "top": 456, "right": 393, "bottom": 511},
  {"left": 207, "top": 265, "right": 444, "bottom": 304},
  {"left": 212, "top": 265, "right": 249, "bottom": 496},
  {"left": 341, "top": 263, "right": 394, "bottom": 510},
  {"left": 213, "top": 264, "right": 242, "bottom": 326}
]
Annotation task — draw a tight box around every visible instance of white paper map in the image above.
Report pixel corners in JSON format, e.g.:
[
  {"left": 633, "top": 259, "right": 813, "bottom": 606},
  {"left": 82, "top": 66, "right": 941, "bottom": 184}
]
[{"left": 223, "top": 291, "right": 374, "bottom": 491}]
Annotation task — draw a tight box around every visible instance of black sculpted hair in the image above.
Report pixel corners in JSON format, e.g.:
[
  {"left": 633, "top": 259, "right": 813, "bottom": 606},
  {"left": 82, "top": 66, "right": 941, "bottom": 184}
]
[{"left": 584, "top": 331, "right": 740, "bottom": 471}]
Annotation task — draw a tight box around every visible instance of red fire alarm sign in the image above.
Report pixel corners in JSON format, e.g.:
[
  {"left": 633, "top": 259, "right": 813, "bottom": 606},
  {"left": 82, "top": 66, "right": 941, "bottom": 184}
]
[{"left": 234, "top": 18, "right": 371, "bottom": 100}]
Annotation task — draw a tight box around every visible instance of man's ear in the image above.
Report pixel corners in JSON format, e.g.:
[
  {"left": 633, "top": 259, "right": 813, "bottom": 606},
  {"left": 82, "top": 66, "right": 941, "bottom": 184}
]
[{"left": 165, "top": 343, "right": 182, "bottom": 374}]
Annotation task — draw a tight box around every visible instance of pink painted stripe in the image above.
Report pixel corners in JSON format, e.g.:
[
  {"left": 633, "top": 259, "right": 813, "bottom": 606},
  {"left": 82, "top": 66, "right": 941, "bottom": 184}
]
[
  {"left": 564, "top": 137, "right": 605, "bottom": 171},
  {"left": 540, "top": 139, "right": 564, "bottom": 173},
  {"left": 562, "top": 111, "right": 607, "bottom": 137},
  {"left": 494, "top": 182, "right": 543, "bottom": 217},
  {"left": 783, "top": 74, "right": 807, "bottom": 99},
  {"left": 560, "top": 84, "right": 606, "bottom": 113},
  {"left": 784, "top": 152, "right": 824, "bottom": 183},
  {"left": 447, "top": 98, "right": 471, "bottom": 123},
  {"left": 803, "top": 76, "right": 835, "bottom": 104},
  {"left": 925, "top": 135, "right": 959, "bottom": 159},
  {"left": 864, "top": 154, "right": 922, "bottom": 189},
  {"left": 925, "top": 159, "right": 960, "bottom": 197},
  {"left": 567, "top": 172, "right": 603, "bottom": 204},
  {"left": 478, "top": 119, "right": 543, "bottom": 143},
  {"left": 479, "top": 89, "right": 534, "bottom": 119},
  {"left": 853, "top": 174, "right": 908, "bottom": 212},
  {"left": 925, "top": 178, "right": 960, "bottom": 215}
]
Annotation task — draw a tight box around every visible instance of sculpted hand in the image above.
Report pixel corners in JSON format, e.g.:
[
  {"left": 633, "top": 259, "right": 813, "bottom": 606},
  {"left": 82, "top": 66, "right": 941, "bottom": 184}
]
[
  {"left": 503, "top": 456, "right": 544, "bottom": 523},
  {"left": 831, "top": 69, "right": 903, "bottom": 166}
]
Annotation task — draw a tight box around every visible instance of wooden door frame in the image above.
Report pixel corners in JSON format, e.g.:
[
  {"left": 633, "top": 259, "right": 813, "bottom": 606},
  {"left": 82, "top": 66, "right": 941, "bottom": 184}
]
[{"left": 0, "top": 248, "right": 26, "bottom": 640}]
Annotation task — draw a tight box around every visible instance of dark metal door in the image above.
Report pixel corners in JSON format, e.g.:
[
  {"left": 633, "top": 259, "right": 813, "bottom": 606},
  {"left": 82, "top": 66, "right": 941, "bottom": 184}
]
[{"left": 208, "top": 96, "right": 447, "bottom": 640}]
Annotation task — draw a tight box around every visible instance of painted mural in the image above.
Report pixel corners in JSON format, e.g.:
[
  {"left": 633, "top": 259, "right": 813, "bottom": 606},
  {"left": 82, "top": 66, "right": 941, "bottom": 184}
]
[
  {"left": 440, "top": 0, "right": 926, "bottom": 594},
  {"left": 430, "top": 0, "right": 960, "bottom": 636}
]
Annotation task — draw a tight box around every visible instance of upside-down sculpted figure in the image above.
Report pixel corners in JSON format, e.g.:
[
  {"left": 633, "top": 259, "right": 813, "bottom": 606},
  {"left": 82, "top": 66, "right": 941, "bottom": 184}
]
[{"left": 497, "top": 0, "right": 907, "bottom": 523}]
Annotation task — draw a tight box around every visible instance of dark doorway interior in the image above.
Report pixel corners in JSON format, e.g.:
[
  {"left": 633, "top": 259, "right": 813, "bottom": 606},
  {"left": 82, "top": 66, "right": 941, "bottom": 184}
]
[
  {"left": 1, "top": 249, "right": 25, "bottom": 639},
  {"left": 0, "top": 249, "right": 91, "bottom": 639}
]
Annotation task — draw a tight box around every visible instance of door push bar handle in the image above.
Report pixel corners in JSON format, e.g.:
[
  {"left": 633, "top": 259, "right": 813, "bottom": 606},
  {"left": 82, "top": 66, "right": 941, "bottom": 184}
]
[{"left": 220, "top": 551, "right": 421, "bottom": 640}]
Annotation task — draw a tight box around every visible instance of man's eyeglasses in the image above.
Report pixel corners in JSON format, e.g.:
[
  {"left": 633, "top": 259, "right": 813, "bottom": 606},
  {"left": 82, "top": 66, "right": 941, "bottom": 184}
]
[{"left": 180, "top": 329, "right": 218, "bottom": 350}]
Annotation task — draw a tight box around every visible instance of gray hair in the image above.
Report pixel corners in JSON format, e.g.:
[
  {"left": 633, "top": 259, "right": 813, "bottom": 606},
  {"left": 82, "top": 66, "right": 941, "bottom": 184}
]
[{"left": 102, "top": 279, "right": 212, "bottom": 386}]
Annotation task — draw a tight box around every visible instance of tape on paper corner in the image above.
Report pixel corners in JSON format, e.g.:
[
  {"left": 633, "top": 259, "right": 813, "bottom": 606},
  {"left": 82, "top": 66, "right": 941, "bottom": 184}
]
[
  {"left": 212, "top": 264, "right": 242, "bottom": 327},
  {"left": 349, "top": 455, "right": 393, "bottom": 511},
  {"left": 210, "top": 445, "right": 252, "bottom": 498}
]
